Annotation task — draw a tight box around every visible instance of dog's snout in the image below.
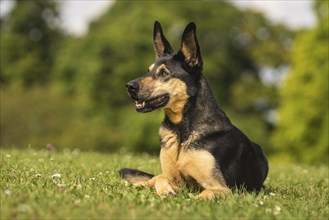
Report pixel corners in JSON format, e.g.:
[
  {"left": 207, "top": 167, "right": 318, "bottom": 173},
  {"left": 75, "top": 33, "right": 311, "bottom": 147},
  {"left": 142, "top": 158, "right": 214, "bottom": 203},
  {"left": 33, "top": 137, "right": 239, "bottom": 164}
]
[{"left": 126, "top": 80, "right": 139, "bottom": 94}]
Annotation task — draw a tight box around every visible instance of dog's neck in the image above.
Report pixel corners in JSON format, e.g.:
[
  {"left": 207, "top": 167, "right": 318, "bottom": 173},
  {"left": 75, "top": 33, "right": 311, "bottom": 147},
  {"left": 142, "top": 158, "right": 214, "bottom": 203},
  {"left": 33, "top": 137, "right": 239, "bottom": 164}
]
[{"left": 163, "top": 74, "right": 232, "bottom": 142}]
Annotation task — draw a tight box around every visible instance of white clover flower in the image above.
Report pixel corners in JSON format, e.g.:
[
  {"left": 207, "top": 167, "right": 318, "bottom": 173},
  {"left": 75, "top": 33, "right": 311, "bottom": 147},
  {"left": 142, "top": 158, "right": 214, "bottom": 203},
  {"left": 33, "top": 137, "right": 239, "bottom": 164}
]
[
  {"left": 269, "top": 192, "right": 276, "bottom": 196},
  {"left": 274, "top": 205, "right": 281, "bottom": 215},
  {"left": 4, "top": 189, "right": 11, "bottom": 196},
  {"left": 76, "top": 184, "right": 82, "bottom": 190},
  {"left": 52, "top": 172, "right": 61, "bottom": 178},
  {"left": 74, "top": 199, "right": 81, "bottom": 205},
  {"left": 259, "top": 200, "right": 264, "bottom": 205}
]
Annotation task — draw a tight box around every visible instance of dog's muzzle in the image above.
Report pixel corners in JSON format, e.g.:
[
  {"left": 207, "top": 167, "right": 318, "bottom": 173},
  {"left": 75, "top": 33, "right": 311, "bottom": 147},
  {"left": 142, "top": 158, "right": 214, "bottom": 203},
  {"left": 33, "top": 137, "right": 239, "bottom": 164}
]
[{"left": 126, "top": 79, "right": 169, "bottom": 113}]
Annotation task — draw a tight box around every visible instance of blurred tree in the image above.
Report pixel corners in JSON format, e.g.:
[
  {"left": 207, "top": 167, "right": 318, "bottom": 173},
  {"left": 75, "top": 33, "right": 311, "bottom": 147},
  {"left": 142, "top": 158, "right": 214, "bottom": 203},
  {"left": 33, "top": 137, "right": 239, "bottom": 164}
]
[
  {"left": 52, "top": 1, "right": 293, "bottom": 153},
  {"left": 54, "top": 1, "right": 292, "bottom": 106},
  {"left": 1, "top": 1, "right": 294, "bottom": 153},
  {"left": 0, "top": 0, "right": 62, "bottom": 85},
  {"left": 271, "top": 1, "right": 328, "bottom": 164}
]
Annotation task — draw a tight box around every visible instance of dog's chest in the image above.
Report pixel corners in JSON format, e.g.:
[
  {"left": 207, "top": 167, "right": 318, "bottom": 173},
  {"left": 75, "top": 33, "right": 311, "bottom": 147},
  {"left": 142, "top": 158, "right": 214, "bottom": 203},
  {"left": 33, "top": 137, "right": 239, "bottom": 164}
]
[
  {"left": 159, "top": 126, "right": 219, "bottom": 189},
  {"left": 159, "top": 126, "right": 194, "bottom": 159},
  {"left": 159, "top": 126, "right": 199, "bottom": 173}
]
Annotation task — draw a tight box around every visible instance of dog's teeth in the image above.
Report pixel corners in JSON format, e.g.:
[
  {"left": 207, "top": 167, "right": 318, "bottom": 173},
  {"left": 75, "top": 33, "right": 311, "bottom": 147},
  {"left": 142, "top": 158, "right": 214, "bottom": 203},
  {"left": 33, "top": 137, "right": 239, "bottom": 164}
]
[{"left": 135, "top": 101, "right": 145, "bottom": 108}]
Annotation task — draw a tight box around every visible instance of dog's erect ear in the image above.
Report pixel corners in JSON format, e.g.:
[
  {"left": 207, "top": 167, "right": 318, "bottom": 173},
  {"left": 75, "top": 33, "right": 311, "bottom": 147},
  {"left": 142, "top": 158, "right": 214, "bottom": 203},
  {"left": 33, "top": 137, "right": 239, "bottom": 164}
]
[
  {"left": 178, "top": 22, "right": 203, "bottom": 70},
  {"left": 153, "top": 21, "right": 174, "bottom": 59}
]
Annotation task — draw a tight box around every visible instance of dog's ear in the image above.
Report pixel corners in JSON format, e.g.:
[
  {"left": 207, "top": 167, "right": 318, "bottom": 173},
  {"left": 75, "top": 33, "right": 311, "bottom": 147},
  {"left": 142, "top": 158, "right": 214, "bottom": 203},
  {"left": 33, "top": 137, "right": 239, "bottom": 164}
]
[
  {"left": 153, "top": 21, "right": 174, "bottom": 59},
  {"left": 178, "top": 22, "right": 203, "bottom": 70}
]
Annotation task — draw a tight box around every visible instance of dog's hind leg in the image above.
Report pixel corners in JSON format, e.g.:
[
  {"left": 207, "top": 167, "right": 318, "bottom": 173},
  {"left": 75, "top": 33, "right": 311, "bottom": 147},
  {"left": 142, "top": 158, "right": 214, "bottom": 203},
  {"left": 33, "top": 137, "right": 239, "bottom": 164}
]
[
  {"left": 195, "top": 187, "right": 230, "bottom": 200},
  {"left": 191, "top": 169, "right": 231, "bottom": 200},
  {"left": 178, "top": 150, "right": 231, "bottom": 200}
]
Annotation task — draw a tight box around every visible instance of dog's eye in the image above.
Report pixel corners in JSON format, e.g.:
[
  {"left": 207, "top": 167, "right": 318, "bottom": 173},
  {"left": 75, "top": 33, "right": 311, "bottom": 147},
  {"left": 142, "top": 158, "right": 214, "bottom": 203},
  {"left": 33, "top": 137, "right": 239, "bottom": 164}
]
[{"left": 159, "top": 70, "right": 169, "bottom": 77}]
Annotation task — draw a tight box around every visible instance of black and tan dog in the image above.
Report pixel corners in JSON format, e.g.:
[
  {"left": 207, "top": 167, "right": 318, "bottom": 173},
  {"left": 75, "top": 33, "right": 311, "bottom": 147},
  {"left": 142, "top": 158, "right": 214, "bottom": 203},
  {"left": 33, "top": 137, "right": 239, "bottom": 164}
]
[{"left": 120, "top": 21, "right": 268, "bottom": 200}]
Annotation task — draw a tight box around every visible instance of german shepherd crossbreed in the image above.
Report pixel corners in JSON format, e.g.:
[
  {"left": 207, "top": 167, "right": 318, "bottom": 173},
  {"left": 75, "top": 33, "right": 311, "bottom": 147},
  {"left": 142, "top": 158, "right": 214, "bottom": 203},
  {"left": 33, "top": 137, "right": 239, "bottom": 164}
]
[{"left": 120, "top": 21, "right": 268, "bottom": 199}]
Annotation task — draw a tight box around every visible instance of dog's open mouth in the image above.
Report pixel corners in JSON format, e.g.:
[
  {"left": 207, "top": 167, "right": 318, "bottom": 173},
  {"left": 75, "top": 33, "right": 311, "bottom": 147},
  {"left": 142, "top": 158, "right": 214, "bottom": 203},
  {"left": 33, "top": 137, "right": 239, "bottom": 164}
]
[{"left": 134, "top": 94, "right": 169, "bottom": 113}]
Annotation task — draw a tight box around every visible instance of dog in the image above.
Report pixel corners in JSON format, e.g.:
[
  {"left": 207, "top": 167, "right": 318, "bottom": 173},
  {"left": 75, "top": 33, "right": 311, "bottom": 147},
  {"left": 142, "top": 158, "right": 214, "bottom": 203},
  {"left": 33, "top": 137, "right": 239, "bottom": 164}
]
[{"left": 120, "top": 21, "right": 268, "bottom": 200}]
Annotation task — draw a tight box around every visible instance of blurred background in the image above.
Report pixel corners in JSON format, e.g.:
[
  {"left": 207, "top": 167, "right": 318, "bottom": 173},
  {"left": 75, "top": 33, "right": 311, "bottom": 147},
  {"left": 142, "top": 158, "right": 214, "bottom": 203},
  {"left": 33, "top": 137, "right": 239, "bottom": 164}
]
[{"left": 0, "top": 0, "right": 328, "bottom": 165}]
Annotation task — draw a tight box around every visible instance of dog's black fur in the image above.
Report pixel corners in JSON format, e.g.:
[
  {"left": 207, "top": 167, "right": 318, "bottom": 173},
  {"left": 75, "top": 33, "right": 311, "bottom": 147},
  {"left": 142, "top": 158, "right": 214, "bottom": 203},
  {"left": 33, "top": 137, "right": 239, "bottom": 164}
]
[{"left": 120, "top": 21, "right": 268, "bottom": 198}]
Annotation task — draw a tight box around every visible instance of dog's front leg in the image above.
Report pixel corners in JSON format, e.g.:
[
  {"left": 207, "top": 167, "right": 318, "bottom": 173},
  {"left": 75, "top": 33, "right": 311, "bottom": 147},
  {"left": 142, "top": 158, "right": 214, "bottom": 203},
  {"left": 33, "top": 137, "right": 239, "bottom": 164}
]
[
  {"left": 154, "top": 148, "right": 182, "bottom": 197},
  {"left": 155, "top": 126, "right": 184, "bottom": 197},
  {"left": 132, "top": 149, "right": 181, "bottom": 197}
]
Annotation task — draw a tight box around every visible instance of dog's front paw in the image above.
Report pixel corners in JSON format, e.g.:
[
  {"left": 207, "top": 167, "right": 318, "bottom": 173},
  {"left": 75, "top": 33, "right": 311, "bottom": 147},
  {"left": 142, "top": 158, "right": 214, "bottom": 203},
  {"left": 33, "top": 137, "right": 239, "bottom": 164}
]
[{"left": 155, "top": 177, "right": 176, "bottom": 197}]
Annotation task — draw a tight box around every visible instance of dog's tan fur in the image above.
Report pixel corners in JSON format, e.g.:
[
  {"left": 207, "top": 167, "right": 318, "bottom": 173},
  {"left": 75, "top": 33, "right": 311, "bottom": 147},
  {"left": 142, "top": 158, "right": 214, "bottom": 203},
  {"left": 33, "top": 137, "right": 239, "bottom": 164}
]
[
  {"left": 122, "top": 21, "right": 268, "bottom": 200},
  {"left": 131, "top": 68, "right": 230, "bottom": 198},
  {"left": 141, "top": 64, "right": 189, "bottom": 124},
  {"left": 137, "top": 126, "right": 230, "bottom": 199}
]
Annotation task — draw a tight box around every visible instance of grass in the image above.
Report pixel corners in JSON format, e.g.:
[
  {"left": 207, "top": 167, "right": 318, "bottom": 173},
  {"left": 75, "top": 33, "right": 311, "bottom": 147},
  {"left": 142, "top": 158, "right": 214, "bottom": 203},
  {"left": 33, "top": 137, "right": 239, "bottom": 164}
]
[{"left": 1, "top": 148, "right": 328, "bottom": 219}]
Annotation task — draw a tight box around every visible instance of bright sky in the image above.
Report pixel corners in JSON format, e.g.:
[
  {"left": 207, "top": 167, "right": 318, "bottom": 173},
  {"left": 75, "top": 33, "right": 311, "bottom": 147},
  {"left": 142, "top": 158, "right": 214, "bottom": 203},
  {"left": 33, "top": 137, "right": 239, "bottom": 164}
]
[
  {"left": 232, "top": 0, "right": 316, "bottom": 29},
  {"left": 0, "top": 0, "right": 316, "bottom": 36}
]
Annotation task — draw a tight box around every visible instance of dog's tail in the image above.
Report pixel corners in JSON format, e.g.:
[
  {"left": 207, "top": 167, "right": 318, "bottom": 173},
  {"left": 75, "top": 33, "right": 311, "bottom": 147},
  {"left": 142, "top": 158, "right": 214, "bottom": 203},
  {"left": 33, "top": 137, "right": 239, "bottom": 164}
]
[{"left": 119, "top": 168, "right": 154, "bottom": 185}]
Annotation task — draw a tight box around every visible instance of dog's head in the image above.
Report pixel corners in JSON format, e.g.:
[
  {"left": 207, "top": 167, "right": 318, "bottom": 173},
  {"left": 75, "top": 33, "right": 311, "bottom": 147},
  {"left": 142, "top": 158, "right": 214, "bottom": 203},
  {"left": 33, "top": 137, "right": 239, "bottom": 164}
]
[{"left": 126, "top": 21, "right": 203, "bottom": 123}]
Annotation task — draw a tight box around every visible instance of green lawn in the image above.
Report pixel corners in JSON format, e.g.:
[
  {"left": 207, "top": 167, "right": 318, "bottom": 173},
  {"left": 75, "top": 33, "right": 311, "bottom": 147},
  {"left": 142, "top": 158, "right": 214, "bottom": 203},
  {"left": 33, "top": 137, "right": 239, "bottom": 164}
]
[{"left": 1, "top": 148, "right": 328, "bottom": 219}]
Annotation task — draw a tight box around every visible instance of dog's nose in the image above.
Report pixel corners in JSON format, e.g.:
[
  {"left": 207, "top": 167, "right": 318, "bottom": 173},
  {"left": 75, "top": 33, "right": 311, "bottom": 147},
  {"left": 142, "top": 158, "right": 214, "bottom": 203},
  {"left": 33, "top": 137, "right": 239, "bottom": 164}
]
[{"left": 126, "top": 80, "right": 139, "bottom": 94}]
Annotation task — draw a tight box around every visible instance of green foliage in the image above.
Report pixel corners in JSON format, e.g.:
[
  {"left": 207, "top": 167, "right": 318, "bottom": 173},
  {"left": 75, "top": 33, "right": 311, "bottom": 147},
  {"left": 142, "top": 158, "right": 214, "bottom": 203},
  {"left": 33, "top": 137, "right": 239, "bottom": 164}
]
[
  {"left": 271, "top": 2, "right": 329, "bottom": 164},
  {"left": 51, "top": 1, "right": 292, "bottom": 153},
  {"left": 0, "top": 85, "right": 163, "bottom": 153},
  {"left": 54, "top": 1, "right": 291, "bottom": 106},
  {"left": 7, "top": 0, "right": 324, "bottom": 162},
  {"left": 1, "top": 149, "right": 328, "bottom": 219},
  {"left": 0, "top": 86, "right": 121, "bottom": 151},
  {"left": 0, "top": 0, "right": 62, "bottom": 85}
]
